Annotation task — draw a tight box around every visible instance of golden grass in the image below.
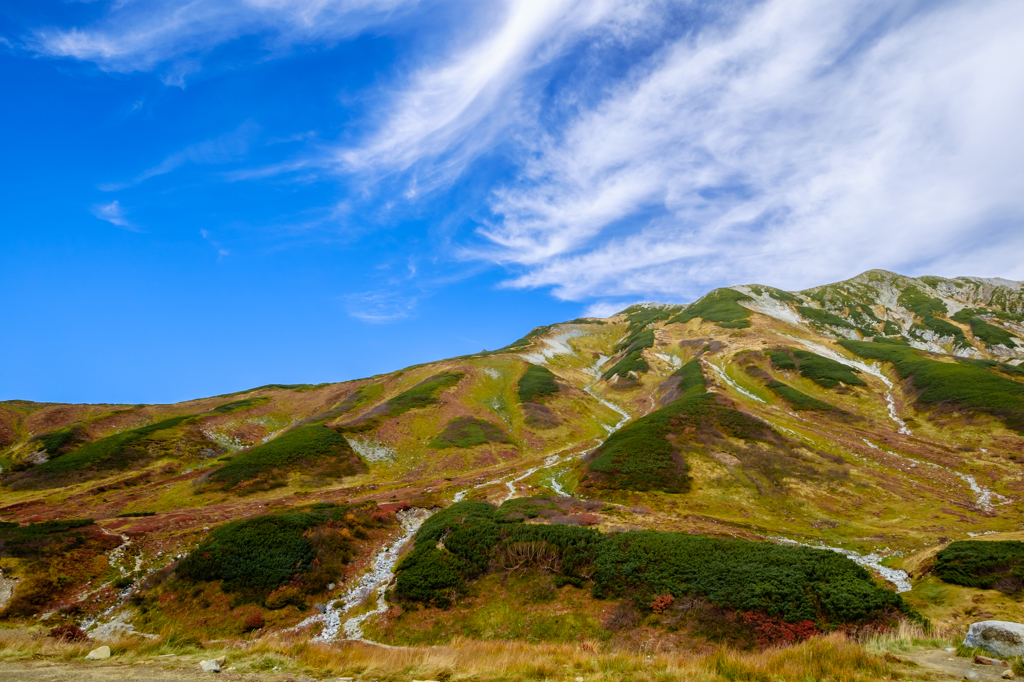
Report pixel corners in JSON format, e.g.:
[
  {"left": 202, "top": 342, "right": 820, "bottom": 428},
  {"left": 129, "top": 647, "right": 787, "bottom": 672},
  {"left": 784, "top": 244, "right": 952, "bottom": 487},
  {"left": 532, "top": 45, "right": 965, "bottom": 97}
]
[{"left": 0, "top": 625, "right": 918, "bottom": 681}]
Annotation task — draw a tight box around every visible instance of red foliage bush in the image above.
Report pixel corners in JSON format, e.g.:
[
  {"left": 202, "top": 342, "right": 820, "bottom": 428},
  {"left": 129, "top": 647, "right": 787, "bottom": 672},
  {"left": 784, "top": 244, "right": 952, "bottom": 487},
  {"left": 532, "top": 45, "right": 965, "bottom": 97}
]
[
  {"left": 242, "top": 611, "right": 265, "bottom": 632},
  {"left": 48, "top": 624, "right": 89, "bottom": 643},
  {"left": 741, "top": 611, "right": 817, "bottom": 648},
  {"left": 650, "top": 594, "right": 675, "bottom": 613},
  {"left": 577, "top": 513, "right": 600, "bottom": 526}
]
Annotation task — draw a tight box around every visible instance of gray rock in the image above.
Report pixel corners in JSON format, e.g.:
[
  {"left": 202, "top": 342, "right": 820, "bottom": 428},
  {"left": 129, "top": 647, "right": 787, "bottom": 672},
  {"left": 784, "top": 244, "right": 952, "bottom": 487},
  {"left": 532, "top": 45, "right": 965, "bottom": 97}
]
[
  {"left": 199, "top": 659, "right": 221, "bottom": 673},
  {"left": 315, "top": 603, "right": 327, "bottom": 614},
  {"left": 85, "top": 646, "right": 111, "bottom": 660},
  {"left": 965, "top": 621, "right": 1024, "bottom": 658},
  {"left": 964, "top": 672, "right": 980, "bottom": 682}
]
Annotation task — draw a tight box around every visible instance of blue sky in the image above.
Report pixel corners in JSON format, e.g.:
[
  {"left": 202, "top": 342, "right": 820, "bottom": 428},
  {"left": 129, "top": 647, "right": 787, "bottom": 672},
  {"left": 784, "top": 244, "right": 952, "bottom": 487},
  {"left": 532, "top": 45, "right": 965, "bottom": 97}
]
[{"left": 2, "top": 0, "right": 1023, "bottom": 404}]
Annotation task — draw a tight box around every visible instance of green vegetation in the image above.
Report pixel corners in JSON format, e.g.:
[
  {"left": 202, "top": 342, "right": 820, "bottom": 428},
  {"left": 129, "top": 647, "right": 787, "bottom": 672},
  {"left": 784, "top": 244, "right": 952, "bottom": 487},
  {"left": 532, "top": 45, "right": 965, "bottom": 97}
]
[
  {"left": 898, "top": 288, "right": 969, "bottom": 348},
  {"left": 33, "top": 426, "right": 84, "bottom": 456},
  {"left": 210, "top": 397, "right": 271, "bottom": 415},
  {"left": 384, "top": 372, "right": 465, "bottom": 416},
  {"left": 797, "top": 306, "right": 856, "bottom": 330},
  {"left": 394, "top": 501, "right": 907, "bottom": 625},
  {"left": 29, "top": 416, "right": 193, "bottom": 476},
  {"left": 587, "top": 360, "right": 706, "bottom": 492},
  {"left": 839, "top": 339, "right": 1024, "bottom": 432},
  {"left": 176, "top": 502, "right": 388, "bottom": 600},
  {"left": 0, "top": 519, "right": 119, "bottom": 617},
  {"left": 602, "top": 306, "right": 679, "bottom": 380},
  {"left": 766, "top": 381, "right": 834, "bottom": 411},
  {"left": 748, "top": 286, "right": 800, "bottom": 303},
  {"left": 517, "top": 365, "right": 560, "bottom": 403},
  {"left": 767, "top": 349, "right": 866, "bottom": 388},
  {"left": 430, "top": 417, "right": 510, "bottom": 449},
  {"left": 601, "top": 350, "right": 649, "bottom": 380},
  {"left": 935, "top": 541, "right": 1024, "bottom": 594},
  {"left": 669, "top": 289, "right": 752, "bottom": 328},
  {"left": 952, "top": 309, "right": 1018, "bottom": 348},
  {"left": 209, "top": 425, "right": 365, "bottom": 492}
]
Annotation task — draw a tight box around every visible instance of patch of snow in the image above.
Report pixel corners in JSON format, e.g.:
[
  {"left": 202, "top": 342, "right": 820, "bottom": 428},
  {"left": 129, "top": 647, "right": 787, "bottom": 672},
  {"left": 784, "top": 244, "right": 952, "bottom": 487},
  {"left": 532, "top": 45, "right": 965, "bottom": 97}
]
[
  {"left": 348, "top": 437, "right": 397, "bottom": 463},
  {"left": 520, "top": 330, "right": 584, "bottom": 364},
  {"left": 955, "top": 472, "right": 1010, "bottom": 512},
  {"left": 482, "top": 367, "right": 501, "bottom": 380}
]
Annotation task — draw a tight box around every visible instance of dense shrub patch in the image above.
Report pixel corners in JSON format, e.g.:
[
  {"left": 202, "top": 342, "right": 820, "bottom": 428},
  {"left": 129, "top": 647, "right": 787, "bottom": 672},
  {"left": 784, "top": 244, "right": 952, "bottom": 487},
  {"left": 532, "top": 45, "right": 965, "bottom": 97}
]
[
  {"left": 669, "top": 289, "right": 751, "bottom": 328},
  {"left": 602, "top": 350, "right": 650, "bottom": 380},
  {"left": 935, "top": 541, "right": 1024, "bottom": 594},
  {"left": 767, "top": 349, "right": 866, "bottom": 388},
  {"left": 797, "top": 306, "right": 856, "bottom": 330},
  {"left": 517, "top": 365, "right": 560, "bottom": 403},
  {"left": 176, "top": 502, "right": 389, "bottom": 601},
  {"left": 210, "top": 397, "right": 271, "bottom": 415},
  {"left": 898, "top": 288, "right": 969, "bottom": 348},
  {"left": 766, "top": 382, "right": 834, "bottom": 411},
  {"left": 0, "top": 519, "right": 120, "bottom": 618},
  {"left": 25, "top": 416, "right": 193, "bottom": 479},
  {"left": 32, "top": 425, "right": 85, "bottom": 456},
  {"left": 384, "top": 372, "right": 464, "bottom": 416},
  {"left": 209, "top": 425, "right": 365, "bottom": 492},
  {"left": 839, "top": 339, "right": 1024, "bottom": 432},
  {"left": 603, "top": 306, "right": 678, "bottom": 380},
  {"left": 952, "top": 309, "right": 1018, "bottom": 348},
  {"left": 430, "top": 417, "right": 510, "bottom": 449},
  {"left": 394, "top": 501, "right": 907, "bottom": 626}
]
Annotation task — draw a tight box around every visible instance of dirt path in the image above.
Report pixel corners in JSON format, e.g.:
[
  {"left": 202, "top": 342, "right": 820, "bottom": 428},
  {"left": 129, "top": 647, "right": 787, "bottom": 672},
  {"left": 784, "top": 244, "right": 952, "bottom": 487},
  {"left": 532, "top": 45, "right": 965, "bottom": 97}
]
[
  {"left": 901, "top": 647, "right": 1012, "bottom": 681},
  {"left": 0, "top": 660, "right": 324, "bottom": 682}
]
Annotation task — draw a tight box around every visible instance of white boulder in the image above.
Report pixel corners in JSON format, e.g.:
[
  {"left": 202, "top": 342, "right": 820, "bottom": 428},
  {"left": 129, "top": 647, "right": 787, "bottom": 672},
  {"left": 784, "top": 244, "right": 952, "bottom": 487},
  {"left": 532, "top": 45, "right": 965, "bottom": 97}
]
[
  {"left": 964, "top": 621, "right": 1024, "bottom": 658},
  {"left": 199, "top": 659, "right": 221, "bottom": 673},
  {"left": 85, "top": 645, "right": 111, "bottom": 660}
]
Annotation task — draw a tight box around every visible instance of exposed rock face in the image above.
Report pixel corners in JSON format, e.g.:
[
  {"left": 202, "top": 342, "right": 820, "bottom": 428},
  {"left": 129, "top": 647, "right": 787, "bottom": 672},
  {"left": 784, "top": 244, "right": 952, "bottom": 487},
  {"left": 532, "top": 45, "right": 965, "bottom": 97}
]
[{"left": 964, "top": 621, "right": 1024, "bottom": 658}]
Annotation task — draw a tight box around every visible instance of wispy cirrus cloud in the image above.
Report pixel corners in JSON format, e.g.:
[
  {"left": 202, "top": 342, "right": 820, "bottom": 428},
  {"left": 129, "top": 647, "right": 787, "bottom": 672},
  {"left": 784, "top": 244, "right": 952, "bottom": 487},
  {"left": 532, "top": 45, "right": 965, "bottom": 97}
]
[
  {"left": 29, "top": 0, "right": 418, "bottom": 85},
  {"left": 470, "top": 0, "right": 1024, "bottom": 300},
  {"left": 337, "top": 0, "right": 660, "bottom": 188},
  {"left": 99, "top": 121, "right": 260, "bottom": 191},
  {"left": 90, "top": 200, "right": 137, "bottom": 230}
]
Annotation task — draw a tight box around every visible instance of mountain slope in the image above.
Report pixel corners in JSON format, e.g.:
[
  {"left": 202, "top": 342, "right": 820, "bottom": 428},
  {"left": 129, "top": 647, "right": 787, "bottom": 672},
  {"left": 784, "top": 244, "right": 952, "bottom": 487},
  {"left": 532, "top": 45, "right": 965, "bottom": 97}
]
[{"left": 2, "top": 269, "right": 1023, "bottom": 645}]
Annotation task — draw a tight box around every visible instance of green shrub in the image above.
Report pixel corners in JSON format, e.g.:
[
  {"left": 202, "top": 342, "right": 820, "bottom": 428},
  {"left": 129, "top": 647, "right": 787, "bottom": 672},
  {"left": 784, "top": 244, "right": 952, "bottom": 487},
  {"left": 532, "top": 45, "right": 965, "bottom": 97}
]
[
  {"left": 210, "top": 397, "right": 271, "bottom": 415},
  {"left": 394, "top": 501, "right": 907, "bottom": 625},
  {"left": 602, "top": 350, "right": 650, "bottom": 380},
  {"left": 935, "top": 541, "right": 1024, "bottom": 593},
  {"left": 952, "top": 310, "right": 1018, "bottom": 348},
  {"left": 517, "top": 365, "right": 560, "bottom": 403},
  {"left": 209, "top": 425, "right": 365, "bottom": 491},
  {"left": 839, "top": 339, "right": 1024, "bottom": 432},
  {"left": 766, "top": 381, "right": 834, "bottom": 411},
  {"left": 768, "top": 349, "right": 866, "bottom": 388},
  {"left": 430, "top": 417, "right": 510, "bottom": 449},
  {"left": 797, "top": 306, "right": 855, "bottom": 329},
  {"left": 385, "top": 372, "right": 464, "bottom": 416},
  {"left": 177, "top": 503, "right": 387, "bottom": 598},
  {"left": 898, "top": 288, "right": 969, "bottom": 348},
  {"left": 33, "top": 427, "right": 84, "bottom": 456},
  {"left": 176, "top": 514, "right": 320, "bottom": 592},
  {"left": 669, "top": 289, "right": 752, "bottom": 328},
  {"left": 31, "top": 416, "right": 193, "bottom": 475}
]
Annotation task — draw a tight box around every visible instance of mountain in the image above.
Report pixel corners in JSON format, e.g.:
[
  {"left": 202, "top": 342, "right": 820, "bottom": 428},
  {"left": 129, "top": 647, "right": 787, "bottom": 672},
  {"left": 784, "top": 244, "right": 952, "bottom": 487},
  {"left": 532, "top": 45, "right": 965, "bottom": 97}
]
[{"left": 2, "top": 269, "right": 1024, "bottom": 651}]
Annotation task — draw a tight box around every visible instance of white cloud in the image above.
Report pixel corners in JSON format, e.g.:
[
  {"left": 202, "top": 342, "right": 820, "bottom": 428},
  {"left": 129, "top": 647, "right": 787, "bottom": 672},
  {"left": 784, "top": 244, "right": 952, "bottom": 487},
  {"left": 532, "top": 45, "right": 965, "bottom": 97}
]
[
  {"left": 478, "top": 0, "right": 1024, "bottom": 300},
  {"left": 100, "top": 121, "right": 259, "bottom": 190},
  {"left": 582, "top": 300, "right": 643, "bottom": 319},
  {"left": 338, "top": 0, "right": 657, "bottom": 187},
  {"left": 344, "top": 290, "right": 418, "bottom": 322},
  {"left": 29, "top": 0, "right": 417, "bottom": 82},
  {"left": 90, "top": 200, "right": 135, "bottom": 229}
]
